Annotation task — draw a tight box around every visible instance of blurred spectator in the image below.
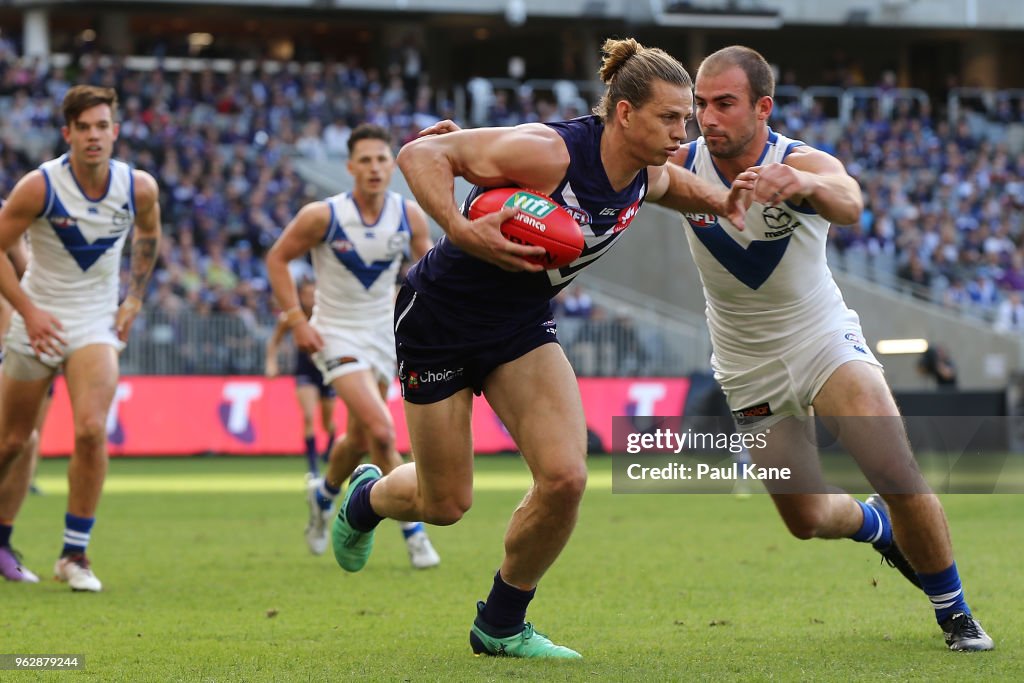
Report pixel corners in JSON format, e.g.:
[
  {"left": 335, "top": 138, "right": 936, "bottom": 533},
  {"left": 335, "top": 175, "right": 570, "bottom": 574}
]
[
  {"left": 998, "top": 252, "right": 1024, "bottom": 291},
  {"left": 323, "top": 117, "right": 351, "bottom": 157},
  {"left": 942, "top": 277, "right": 969, "bottom": 309},
  {"left": 562, "top": 285, "right": 594, "bottom": 319},
  {"left": 610, "top": 315, "right": 648, "bottom": 375},
  {"left": 966, "top": 273, "right": 999, "bottom": 309},
  {"left": 918, "top": 344, "right": 958, "bottom": 389},
  {"left": 897, "top": 253, "right": 932, "bottom": 297},
  {"left": 994, "top": 291, "right": 1024, "bottom": 333}
]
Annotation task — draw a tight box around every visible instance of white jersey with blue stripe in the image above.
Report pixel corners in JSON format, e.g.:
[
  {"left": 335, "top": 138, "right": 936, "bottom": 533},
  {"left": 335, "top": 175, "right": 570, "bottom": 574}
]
[
  {"left": 679, "top": 129, "right": 857, "bottom": 363},
  {"left": 22, "top": 154, "right": 135, "bottom": 321},
  {"left": 311, "top": 191, "right": 410, "bottom": 329}
]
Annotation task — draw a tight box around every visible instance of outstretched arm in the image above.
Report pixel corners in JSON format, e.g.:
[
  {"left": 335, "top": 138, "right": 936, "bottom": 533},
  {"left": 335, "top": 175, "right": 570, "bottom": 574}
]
[
  {"left": 116, "top": 171, "right": 162, "bottom": 342},
  {"left": 649, "top": 159, "right": 753, "bottom": 229},
  {"left": 748, "top": 146, "right": 863, "bottom": 225},
  {"left": 396, "top": 123, "right": 570, "bottom": 271}
]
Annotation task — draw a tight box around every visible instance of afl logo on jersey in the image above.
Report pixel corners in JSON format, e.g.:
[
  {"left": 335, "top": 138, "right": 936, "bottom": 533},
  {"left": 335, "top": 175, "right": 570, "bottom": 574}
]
[
  {"left": 682, "top": 212, "right": 719, "bottom": 229},
  {"left": 762, "top": 206, "right": 801, "bottom": 239},
  {"left": 50, "top": 216, "right": 76, "bottom": 229},
  {"left": 563, "top": 205, "right": 592, "bottom": 227},
  {"left": 330, "top": 239, "right": 355, "bottom": 253}
]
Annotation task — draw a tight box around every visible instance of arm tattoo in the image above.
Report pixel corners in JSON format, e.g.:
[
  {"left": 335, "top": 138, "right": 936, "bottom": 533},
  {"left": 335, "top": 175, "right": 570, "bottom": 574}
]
[{"left": 128, "top": 236, "right": 159, "bottom": 301}]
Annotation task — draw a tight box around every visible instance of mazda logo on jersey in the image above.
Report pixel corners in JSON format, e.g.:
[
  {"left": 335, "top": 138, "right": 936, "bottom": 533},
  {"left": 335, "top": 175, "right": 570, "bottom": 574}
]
[
  {"left": 761, "top": 206, "right": 801, "bottom": 239},
  {"left": 112, "top": 209, "right": 131, "bottom": 227},
  {"left": 386, "top": 232, "right": 409, "bottom": 258}
]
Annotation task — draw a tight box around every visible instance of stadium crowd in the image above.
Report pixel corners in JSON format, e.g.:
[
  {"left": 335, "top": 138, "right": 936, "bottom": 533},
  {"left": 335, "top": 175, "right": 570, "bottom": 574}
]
[
  {"left": 0, "top": 47, "right": 1022, "bottom": 375},
  {"left": 809, "top": 101, "right": 1024, "bottom": 330}
]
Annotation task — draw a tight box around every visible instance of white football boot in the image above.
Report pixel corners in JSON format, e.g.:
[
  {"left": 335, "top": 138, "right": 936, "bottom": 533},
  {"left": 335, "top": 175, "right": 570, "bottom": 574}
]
[
  {"left": 405, "top": 530, "right": 440, "bottom": 569},
  {"left": 305, "top": 475, "right": 332, "bottom": 556},
  {"left": 54, "top": 554, "right": 102, "bottom": 592}
]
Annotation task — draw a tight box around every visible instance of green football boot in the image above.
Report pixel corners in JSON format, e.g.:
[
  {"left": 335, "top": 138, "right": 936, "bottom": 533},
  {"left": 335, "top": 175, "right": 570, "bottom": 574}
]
[
  {"left": 469, "top": 601, "right": 581, "bottom": 659},
  {"left": 331, "top": 464, "right": 382, "bottom": 572}
]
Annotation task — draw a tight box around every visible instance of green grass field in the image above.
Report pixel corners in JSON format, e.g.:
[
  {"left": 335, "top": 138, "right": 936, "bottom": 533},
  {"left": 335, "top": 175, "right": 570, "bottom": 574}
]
[{"left": 5, "top": 455, "right": 1022, "bottom": 681}]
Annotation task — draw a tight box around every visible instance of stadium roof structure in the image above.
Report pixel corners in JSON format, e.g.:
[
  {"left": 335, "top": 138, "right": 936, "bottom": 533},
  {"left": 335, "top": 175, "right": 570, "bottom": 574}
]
[{"left": 10, "top": 0, "right": 1024, "bottom": 29}]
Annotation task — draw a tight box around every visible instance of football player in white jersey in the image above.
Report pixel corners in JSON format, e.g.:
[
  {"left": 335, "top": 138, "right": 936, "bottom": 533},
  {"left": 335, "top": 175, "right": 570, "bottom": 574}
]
[
  {"left": 673, "top": 45, "right": 991, "bottom": 651},
  {"left": 266, "top": 124, "right": 440, "bottom": 569},
  {"left": 0, "top": 86, "right": 162, "bottom": 592}
]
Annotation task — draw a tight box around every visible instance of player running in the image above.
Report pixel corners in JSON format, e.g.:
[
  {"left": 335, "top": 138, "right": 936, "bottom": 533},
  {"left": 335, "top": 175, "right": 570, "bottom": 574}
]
[
  {"left": 329, "top": 38, "right": 750, "bottom": 658},
  {"left": 267, "top": 124, "right": 439, "bottom": 568}
]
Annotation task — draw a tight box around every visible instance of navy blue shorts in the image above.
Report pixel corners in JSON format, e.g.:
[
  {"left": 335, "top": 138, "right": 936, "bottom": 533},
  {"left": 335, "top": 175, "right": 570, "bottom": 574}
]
[
  {"left": 295, "top": 351, "right": 336, "bottom": 399},
  {"left": 394, "top": 284, "right": 560, "bottom": 405}
]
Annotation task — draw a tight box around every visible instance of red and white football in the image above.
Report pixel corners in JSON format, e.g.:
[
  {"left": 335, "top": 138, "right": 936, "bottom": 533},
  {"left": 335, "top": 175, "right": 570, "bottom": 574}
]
[{"left": 468, "top": 188, "right": 584, "bottom": 269}]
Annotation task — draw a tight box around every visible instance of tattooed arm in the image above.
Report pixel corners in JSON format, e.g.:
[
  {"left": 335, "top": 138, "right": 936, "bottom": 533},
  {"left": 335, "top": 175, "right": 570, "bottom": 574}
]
[{"left": 115, "top": 170, "right": 162, "bottom": 342}]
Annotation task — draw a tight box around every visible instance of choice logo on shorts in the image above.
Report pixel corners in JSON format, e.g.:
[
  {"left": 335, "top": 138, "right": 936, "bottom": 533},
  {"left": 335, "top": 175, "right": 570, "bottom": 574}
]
[{"left": 404, "top": 366, "right": 464, "bottom": 391}]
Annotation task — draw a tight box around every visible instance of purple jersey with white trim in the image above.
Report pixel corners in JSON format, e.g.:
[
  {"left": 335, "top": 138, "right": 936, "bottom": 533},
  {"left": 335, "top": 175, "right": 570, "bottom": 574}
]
[{"left": 405, "top": 116, "right": 648, "bottom": 324}]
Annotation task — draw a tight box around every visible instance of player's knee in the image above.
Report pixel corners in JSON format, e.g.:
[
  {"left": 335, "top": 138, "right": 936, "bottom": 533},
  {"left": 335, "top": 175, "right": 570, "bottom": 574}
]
[
  {"left": 422, "top": 498, "right": 471, "bottom": 526},
  {"left": 0, "top": 428, "right": 33, "bottom": 462},
  {"left": 74, "top": 418, "right": 107, "bottom": 452},
  {"left": 535, "top": 464, "right": 588, "bottom": 506}
]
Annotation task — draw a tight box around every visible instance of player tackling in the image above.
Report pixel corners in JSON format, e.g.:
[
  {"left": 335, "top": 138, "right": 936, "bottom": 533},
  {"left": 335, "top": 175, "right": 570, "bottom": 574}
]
[{"left": 674, "top": 45, "right": 992, "bottom": 651}]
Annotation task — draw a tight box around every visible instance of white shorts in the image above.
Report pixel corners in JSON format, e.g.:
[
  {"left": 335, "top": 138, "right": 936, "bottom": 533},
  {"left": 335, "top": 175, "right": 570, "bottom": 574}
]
[
  {"left": 3, "top": 310, "right": 124, "bottom": 370},
  {"left": 311, "top": 317, "right": 396, "bottom": 387},
  {"left": 713, "top": 326, "right": 883, "bottom": 431}
]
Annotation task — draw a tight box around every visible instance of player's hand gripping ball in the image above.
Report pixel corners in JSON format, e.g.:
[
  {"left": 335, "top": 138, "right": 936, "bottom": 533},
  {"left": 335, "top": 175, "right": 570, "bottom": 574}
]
[{"left": 468, "top": 188, "right": 584, "bottom": 269}]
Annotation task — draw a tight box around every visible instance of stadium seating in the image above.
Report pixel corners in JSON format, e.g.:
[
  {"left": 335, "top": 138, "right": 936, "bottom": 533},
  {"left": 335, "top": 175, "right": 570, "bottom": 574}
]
[{"left": 2, "top": 50, "right": 1022, "bottom": 375}]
